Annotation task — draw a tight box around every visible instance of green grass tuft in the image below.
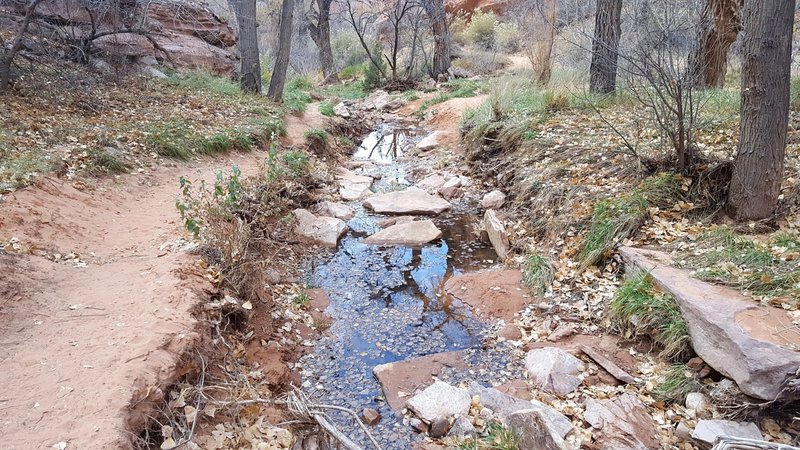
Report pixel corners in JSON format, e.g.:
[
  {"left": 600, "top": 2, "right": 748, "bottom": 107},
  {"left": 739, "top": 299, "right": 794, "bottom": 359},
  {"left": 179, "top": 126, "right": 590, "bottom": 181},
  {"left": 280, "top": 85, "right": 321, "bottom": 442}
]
[
  {"left": 88, "top": 148, "right": 130, "bottom": 173},
  {"left": 319, "top": 100, "right": 335, "bottom": 117},
  {"left": 0, "top": 149, "right": 50, "bottom": 191},
  {"left": 610, "top": 271, "right": 691, "bottom": 360},
  {"left": 166, "top": 71, "right": 241, "bottom": 96},
  {"left": 303, "top": 128, "right": 329, "bottom": 143},
  {"left": 522, "top": 254, "right": 554, "bottom": 296},
  {"left": 654, "top": 364, "right": 702, "bottom": 403},
  {"left": 198, "top": 130, "right": 254, "bottom": 155},
  {"left": 145, "top": 121, "right": 197, "bottom": 161}
]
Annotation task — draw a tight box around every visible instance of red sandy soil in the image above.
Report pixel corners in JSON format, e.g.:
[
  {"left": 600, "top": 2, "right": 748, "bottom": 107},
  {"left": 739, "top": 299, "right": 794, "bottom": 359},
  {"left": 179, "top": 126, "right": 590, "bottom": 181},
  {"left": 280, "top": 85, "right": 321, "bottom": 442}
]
[
  {"left": 283, "top": 103, "right": 327, "bottom": 147},
  {"left": 0, "top": 153, "right": 265, "bottom": 449}
]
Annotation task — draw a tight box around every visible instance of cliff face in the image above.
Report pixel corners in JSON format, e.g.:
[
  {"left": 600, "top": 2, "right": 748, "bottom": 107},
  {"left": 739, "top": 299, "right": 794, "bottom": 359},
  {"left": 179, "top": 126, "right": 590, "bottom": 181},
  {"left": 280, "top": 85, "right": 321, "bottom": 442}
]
[
  {"left": 22, "top": 0, "right": 239, "bottom": 74},
  {"left": 445, "top": 0, "right": 511, "bottom": 15}
]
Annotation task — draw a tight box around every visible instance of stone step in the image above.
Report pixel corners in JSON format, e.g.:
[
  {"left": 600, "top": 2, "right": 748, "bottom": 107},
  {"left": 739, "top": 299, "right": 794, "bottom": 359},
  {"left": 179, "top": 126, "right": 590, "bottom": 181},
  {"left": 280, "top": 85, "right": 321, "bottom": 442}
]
[{"left": 620, "top": 247, "right": 800, "bottom": 401}]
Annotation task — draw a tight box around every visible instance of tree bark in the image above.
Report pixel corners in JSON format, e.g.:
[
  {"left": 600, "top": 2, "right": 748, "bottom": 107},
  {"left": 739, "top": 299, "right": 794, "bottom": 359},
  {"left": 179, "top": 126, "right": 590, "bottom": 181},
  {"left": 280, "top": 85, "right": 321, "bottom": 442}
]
[
  {"left": 589, "top": 0, "right": 622, "bottom": 94},
  {"left": 422, "top": 0, "right": 451, "bottom": 78},
  {"left": 308, "top": 0, "right": 338, "bottom": 84},
  {"left": 727, "top": 0, "right": 796, "bottom": 221},
  {"left": 229, "top": 0, "right": 262, "bottom": 93},
  {"left": 689, "top": 0, "right": 744, "bottom": 89},
  {"left": 528, "top": 0, "right": 557, "bottom": 85},
  {"left": 269, "top": 0, "right": 295, "bottom": 102},
  {"left": 0, "top": 0, "right": 46, "bottom": 93}
]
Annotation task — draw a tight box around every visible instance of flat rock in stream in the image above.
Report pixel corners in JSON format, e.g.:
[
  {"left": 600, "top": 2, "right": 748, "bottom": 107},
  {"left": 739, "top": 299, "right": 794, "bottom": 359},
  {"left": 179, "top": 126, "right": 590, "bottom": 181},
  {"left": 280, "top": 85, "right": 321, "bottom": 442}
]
[
  {"left": 363, "top": 187, "right": 451, "bottom": 215},
  {"left": 373, "top": 351, "right": 468, "bottom": 410},
  {"left": 339, "top": 181, "right": 372, "bottom": 201},
  {"left": 443, "top": 268, "right": 529, "bottom": 322},
  {"left": 620, "top": 247, "right": 800, "bottom": 401},
  {"left": 417, "top": 131, "right": 445, "bottom": 151},
  {"left": 315, "top": 201, "right": 356, "bottom": 221},
  {"left": 406, "top": 380, "right": 471, "bottom": 423},
  {"left": 363, "top": 220, "right": 442, "bottom": 246},
  {"left": 293, "top": 209, "right": 347, "bottom": 248}
]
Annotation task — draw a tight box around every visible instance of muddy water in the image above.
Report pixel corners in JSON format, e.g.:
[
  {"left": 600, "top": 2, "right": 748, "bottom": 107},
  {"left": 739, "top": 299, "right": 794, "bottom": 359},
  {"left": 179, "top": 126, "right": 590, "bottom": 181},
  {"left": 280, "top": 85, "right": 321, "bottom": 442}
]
[{"left": 299, "top": 127, "right": 501, "bottom": 448}]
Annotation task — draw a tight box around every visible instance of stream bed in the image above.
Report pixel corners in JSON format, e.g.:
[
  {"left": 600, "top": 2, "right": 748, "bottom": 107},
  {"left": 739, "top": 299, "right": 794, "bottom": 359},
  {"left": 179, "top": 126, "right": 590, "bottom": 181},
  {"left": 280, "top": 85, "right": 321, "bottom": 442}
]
[{"left": 298, "top": 126, "right": 521, "bottom": 448}]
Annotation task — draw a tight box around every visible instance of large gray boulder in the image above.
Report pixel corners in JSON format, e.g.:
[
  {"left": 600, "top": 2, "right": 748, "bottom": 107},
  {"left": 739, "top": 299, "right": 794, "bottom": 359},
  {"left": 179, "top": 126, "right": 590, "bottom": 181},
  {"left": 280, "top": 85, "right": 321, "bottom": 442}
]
[
  {"left": 363, "top": 188, "right": 451, "bottom": 215},
  {"left": 525, "top": 347, "right": 584, "bottom": 396},
  {"left": 467, "top": 382, "right": 572, "bottom": 439},
  {"left": 363, "top": 220, "right": 442, "bottom": 246},
  {"left": 620, "top": 247, "right": 800, "bottom": 401},
  {"left": 583, "top": 394, "right": 659, "bottom": 450},
  {"left": 406, "top": 380, "right": 470, "bottom": 423},
  {"left": 293, "top": 209, "right": 347, "bottom": 248}
]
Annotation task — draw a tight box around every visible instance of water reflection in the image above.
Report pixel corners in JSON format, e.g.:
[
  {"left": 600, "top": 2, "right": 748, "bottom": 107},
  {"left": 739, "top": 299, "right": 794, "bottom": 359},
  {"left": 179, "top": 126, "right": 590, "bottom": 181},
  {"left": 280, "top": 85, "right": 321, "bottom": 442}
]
[{"left": 353, "top": 124, "right": 409, "bottom": 162}]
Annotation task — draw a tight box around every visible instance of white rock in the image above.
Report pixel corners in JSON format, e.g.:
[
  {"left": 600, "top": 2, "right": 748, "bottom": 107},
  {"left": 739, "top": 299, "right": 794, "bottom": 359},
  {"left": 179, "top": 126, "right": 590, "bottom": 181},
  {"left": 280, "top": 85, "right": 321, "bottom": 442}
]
[
  {"left": 525, "top": 347, "right": 584, "bottom": 396},
  {"left": 333, "top": 102, "right": 351, "bottom": 118},
  {"left": 293, "top": 209, "right": 347, "bottom": 248},
  {"left": 692, "top": 420, "right": 763, "bottom": 446},
  {"left": 316, "top": 201, "right": 356, "bottom": 221},
  {"left": 481, "top": 190, "right": 507, "bottom": 209},
  {"left": 685, "top": 392, "right": 708, "bottom": 415},
  {"left": 417, "top": 131, "right": 445, "bottom": 151},
  {"left": 484, "top": 210, "right": 510, "bottom": 260},
  {"left": 363, "top": 220, "right": 442, "bottom": 246},
  {"left": 406, "top": 380, "right": 470, "bottom": 423},
  {"left": 140, "top": 65, "right": 167, "bottom": 79},
  {"left": 363, "top": 188, "right": 451, "bottom": 215},
  {"left": 416, "top": 173, "right": 448, "bottom": 191}
]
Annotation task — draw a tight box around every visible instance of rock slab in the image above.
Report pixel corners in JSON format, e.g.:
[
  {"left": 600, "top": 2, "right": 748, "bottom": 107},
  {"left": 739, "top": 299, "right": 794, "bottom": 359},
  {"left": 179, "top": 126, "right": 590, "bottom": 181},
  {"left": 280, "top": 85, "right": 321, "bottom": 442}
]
[
  {"left": 363, "top": 220, "right": 442, "bottom": 246},
  {"left": 525, "top": 347, "right": 584, "bottom": 396},
  {"left": 417, "top": 131, "right": 446, "bottom": 151},
  {"left": 691, "top": 420, "right": 763, "bottom": 446},
  {"left": 467, "top": 382, "right": 573, "bottom": 438},
  {"left": 484, "top": 209, "right": 510, "bottom": 260},
  {"left": 316, "top": 201, "right": 356, "bottom": 221},
  {"left": 373, "top": 351, "right": 467, "bottom": 410},
  {"left": 444, "top": 268, "right": 529, "bottom": 321},
  {"left": 507, "top": 409, "right": 571, "bottom": 450},
  {"left": 363, "top": 188, "right": 451, "bottom": 215},
  {"left": 481, "top": 190, "right": 507, "bottom": 209},
  {"left": 620, "top": 246, "right": 800, "bottom": 401},
  {"left": 406, "top": 380, "right": 470, "bottom": 423},
  {"left": 293, "top": 209, "right": 347, "bottom": 248},
  {"left": 584, "top": 393, "right": 660, "bottom": 450}
]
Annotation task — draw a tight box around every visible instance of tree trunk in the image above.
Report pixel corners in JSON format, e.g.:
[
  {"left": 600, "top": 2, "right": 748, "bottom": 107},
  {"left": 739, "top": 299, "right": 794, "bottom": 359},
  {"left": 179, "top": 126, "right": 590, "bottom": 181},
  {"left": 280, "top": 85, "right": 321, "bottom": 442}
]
[
  {"left": 689, "top": 0, "right": 744, "bottom": 89},
  {"left": 589, "top": 0, "right": 622, "bottom": 94},
  {"left": 308, "top": 0, "right": 338, "bottom": 84},
  {"left": 423, "top": 0, "right": 451, "bottom": 78},
  {"left": 269, "top": 0, "right": 295, "bottom": 102},
  {"left": 528, "top": 0, "right": 557, "bottom": 85},
  {"left": 0, "top": 0, "right": 46, "bottom": 93},
  {"left": 229, "top": 0, "right": 262, "bottom": 93},
  {"left": 727, "top": 0, "right": 795, "bottom": 221}
]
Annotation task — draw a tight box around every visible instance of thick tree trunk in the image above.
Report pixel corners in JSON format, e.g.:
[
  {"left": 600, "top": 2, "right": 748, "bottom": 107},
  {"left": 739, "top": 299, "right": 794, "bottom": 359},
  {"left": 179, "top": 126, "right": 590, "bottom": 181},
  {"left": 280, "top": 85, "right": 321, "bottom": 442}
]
[
  {"left": 423, "top": 0, "right": 451, "bottom": 78},
  {"left": 589, "top": 0, "right": 622, "bottom": 94},
  {"left": 528, "top": 0, "right": 557, "bottom": 85},
  {"left": 689, "top": 0, "right": 743, "bottom": 89},
  {"left": 229, "top": 0, "right": 262, "bottom": 93},
  {"left": 727, "top": 0, "right": 795, "bottom": 221},
  {"left": 308, "top": 0, "right": 338, "bottom": 84},
  {"left": 269, "top": 0, "right": 295, "bottom": 102}
]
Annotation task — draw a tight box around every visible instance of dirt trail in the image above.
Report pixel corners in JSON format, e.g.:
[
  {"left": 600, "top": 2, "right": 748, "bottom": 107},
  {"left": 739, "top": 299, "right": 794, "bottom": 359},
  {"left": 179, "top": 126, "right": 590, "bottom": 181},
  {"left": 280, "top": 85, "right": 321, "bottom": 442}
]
[{"left": 0, "top": 153, "right": 265, "bottom": 449}]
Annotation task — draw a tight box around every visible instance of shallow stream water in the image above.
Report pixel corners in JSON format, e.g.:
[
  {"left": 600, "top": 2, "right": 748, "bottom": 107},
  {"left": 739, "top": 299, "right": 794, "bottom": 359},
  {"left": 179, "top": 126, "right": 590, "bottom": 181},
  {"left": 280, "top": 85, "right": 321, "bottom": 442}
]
[{"left": 298, "top": 126, "right": 510, "bottom": 448}]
